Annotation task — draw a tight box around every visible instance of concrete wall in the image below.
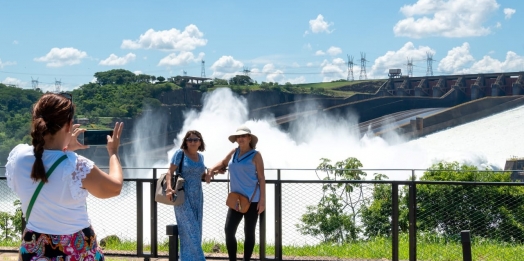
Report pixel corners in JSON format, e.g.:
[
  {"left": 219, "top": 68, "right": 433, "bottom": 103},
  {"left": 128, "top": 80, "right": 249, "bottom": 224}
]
[
  {"left": 323, "top": 88, "right": 464, "bottom": 123},
  {"left": 395, "top": 96, "right": 524, "bottom": 139}
]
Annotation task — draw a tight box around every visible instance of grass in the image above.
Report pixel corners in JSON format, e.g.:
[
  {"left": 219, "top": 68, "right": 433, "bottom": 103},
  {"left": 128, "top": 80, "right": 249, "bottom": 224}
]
[
  {"left": 96, "top": 234, "right": 524, "bottom": 261},
  {"left": 4, "top": 234, "right": 522, "bottom": 260},
  {"left": 209, "top": 80, "right": 385, "bottom": 98}
]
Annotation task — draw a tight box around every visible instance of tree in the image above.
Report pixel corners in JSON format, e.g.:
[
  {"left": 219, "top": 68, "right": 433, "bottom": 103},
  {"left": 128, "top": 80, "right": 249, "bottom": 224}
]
[
  {"left": 417, "top": 161, "right": 524, "bottom": 243},
  {"left": 229, "top": 75, "right": 253, "bottom": 85},
  {"left": 296, "top": 157, "right": 370, "bottom": 243},
  {"left": 94, "top": 69, "right": 136, "bottom": 85},
  {"left": 360, "top": 173, "right": 409, "bottom": 238},
  {"left": 157, "top": 76, "right": 166, "bottom": 82}
]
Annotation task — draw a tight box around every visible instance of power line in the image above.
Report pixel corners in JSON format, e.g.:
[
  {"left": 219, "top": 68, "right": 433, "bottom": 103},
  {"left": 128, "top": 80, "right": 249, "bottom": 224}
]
[
  {"left": 201, "top": 60, "right": 206, "bottom": 78},
  {"left": 359, "top": 52, "right": 368, "bottom": 80},
  {"left": 406, "top": 57, "right": 414, "bottom": 77},
  {"left": 55, "top": 78, "right": 62, "bottom": 92},
  {"left": 31, "top": 77, "right": 39, "bottom": 90},
  {"left": 426, "top": 51, "right": 434, "bottom": 76},
  {"left": 347, "top": 55, "right": 354, "bottom": 81}
]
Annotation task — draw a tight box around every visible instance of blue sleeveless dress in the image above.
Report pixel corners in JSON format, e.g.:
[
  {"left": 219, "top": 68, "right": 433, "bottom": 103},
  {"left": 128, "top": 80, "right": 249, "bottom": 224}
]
[{"left": 171, "top": 149, "right": 206, "bottom": 261}]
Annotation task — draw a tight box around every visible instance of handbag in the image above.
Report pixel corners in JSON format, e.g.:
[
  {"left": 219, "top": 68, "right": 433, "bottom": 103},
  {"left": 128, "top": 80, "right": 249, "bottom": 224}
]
[
  {"left": 26, "top": 155, "right": 68, "bottom": 222},
  {"left": 226, "top": 185, "right": 258, "bottom": 213},
  {"left": 226, "top": 150, "right": 259, "bottom": 213},
  {"left": 155, "top": 152, "right": 185, "bottom": 206}
]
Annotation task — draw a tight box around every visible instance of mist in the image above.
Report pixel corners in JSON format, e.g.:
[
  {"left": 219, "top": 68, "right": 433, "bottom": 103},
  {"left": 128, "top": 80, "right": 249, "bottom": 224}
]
[
  {"left": 124, "top": 87, "right": 524, "bottom": 180},
  {"left": 166, "top": 88, "right": 430, "bottom": 181}
]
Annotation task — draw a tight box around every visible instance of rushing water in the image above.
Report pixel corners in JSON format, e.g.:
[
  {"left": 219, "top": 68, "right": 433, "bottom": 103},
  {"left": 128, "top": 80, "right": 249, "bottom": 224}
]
[{"left": 2, "top": 88, "right": 523, "bottom": 245}]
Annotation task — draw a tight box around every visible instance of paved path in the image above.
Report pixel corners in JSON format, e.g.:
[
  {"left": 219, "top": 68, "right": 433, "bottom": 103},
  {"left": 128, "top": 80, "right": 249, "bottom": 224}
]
[{"left": 0, "top": 252, "right": 236, "bottom": 261}]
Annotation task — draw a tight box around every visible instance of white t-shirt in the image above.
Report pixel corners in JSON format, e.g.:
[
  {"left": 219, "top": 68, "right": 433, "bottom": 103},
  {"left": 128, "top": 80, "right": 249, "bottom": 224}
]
[{"left": 5, "top": 144, "right": 94, "bottom": 235}]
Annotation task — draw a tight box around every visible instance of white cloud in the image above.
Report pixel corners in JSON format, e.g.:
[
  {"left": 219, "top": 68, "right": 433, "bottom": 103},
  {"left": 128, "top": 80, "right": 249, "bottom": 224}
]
[
  {"left": 34, "top": 47, "right": 88, "bottom": 67},
  {"left": 504, "top": 8, "right": 516, "bottom": 19},
  {"left": 393, "top": 0, "right": 500, "bottom": 38},
  {"left": 2, "top": 77, "right": 22, "bottom": 86},
  {"left": 158, "top": 51, "right": 205, "bottom": 67},
  {"left": 315, "top": 50, "right": 325, "bottom": 56},
  {"left": 99, "top": 53, "right": 136, "bottom": 66},
  {"left": 308, "top": 14, "right": 334, "bottom": 34},
  {"left": 369, "top": 42, "right": 434, "bottom": 78},
  {"left": 134, "top": 71, "right": 143, "bottom": 75},
  {"left": 12, "top": 40, "right": 18, "bottom": 45},
  {"left": 327, "top": 46, "right": 342, "bottom": 56},
  {"left": 1, "top": 77, "right": 56, "bottom": 91},
  {"left": 320, "top": 58, "right": 346, "bottom": 82},
  {"left": 306, "top": 62, "right": 314, "bottom": 67},
  {"left": 121, "top": 25, "right": 207, "bottom": 51},
  {"left": 0, "top": 59, "right": 16, "bottom": 69},
  {"left": 210, "top": 56, "right": 244, "bottom": 79},
  {"left": 438, "top": 43, "right": 475, "bottom": 73},
  {"left": 332, "top": 58, "right": 346, "bottom": 65},
  {"left": 439, "top": 43, "right": 524, "bottom": 74},
  {"left": 287, "top": 76, "right": 307, "bottom": 84},
  {"left": 262, "top": 63, "right": 285, "bottom": 83}
]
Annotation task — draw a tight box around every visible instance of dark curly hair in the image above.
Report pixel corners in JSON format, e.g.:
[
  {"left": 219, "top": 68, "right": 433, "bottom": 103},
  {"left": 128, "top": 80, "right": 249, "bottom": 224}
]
[
  {"left": 31, "top": 93, "right": 74, "bottom": 183},
  {"left": 180, "top": 130, "right": 205, "bottom": 152}
]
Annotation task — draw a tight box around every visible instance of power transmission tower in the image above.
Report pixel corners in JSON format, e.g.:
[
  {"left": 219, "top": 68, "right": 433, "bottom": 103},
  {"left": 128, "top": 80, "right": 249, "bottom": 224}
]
[
  {"left": 407, "top": 57, "right": 414, "bottom": 77},
  {"left": 201, "top": 60, "right": 206, "bottom": 78},
  {"left": 426, "top": 52, "right": 434, "bottom": 76},
  {"left": 347, "top": 55, "right": 354, "bottom": 81},
  {"left": 31, "top": 77, "right": 39, "bottom": 90},
  {"left": 243, "top": 67, "right": 251, "bottom": 77},
  {"left": 359, "top": 52, "right": 368, "bottom": 80},
  {"left": 55, "top": 78, "right": 61, "bottom": 92}
]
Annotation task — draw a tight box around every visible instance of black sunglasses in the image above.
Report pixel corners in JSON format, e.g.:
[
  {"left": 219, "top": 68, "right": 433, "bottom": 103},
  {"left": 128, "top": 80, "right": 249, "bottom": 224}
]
[
  {"left": 58, "top": 92, "right": 74, "bottom": 119},
  {"left": 186, "top": 138, "right": 201, "bottom": 143}
]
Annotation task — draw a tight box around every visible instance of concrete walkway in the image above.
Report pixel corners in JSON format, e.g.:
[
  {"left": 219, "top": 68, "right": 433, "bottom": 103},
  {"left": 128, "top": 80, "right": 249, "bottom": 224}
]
[{"left": 0, "top": 252, "right": 236, "bottom": 261}]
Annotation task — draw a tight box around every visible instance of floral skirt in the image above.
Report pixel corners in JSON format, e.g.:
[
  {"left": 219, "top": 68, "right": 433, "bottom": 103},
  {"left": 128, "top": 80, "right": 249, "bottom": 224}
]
[{"left": 19, "top": 226, "right": 104, "bottom": 261}]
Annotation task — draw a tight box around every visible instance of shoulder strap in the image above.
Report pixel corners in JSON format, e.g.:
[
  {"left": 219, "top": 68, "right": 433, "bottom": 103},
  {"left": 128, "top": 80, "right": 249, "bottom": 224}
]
[
  {"left": 177, "top": 151, "right": 185, "bottom": 176},
  {"left": 249, "top": 182, "right": 259, "bottom": 203},
  {"left": 26, "top": 154, "right": 68, "bottom": 222},
  {"left": 228, "top": 149, "right": 238, "bottom": 193}
]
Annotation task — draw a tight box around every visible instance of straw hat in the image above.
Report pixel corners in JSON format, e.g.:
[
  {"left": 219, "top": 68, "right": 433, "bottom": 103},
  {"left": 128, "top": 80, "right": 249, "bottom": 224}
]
[{"left": 228, "top": 125, "right": 258, "bottom": 148}]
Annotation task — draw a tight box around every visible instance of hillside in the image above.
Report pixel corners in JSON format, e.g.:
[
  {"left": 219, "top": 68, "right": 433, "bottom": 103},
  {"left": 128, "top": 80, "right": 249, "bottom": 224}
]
[{"left": 0, "top": 69, "right": 384, "bottom": 164}]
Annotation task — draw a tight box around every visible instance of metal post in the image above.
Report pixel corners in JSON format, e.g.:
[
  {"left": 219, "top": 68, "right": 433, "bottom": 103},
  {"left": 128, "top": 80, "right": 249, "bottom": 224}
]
[
  {"left": 275, "top": 169, "right": 282, "bottom": 261},
  {"left": 260, "top": 210, "right": 266, "bottom": 260},
  {"left": 166, "top": 225, "right": 179, "bottom": 261},
  {"left": 409, "top": 170, "right": 417, "bottom": 261},
  {"left": 392, "top": 183, "right": 399, "bottom": 261},
  {"left": 461, "top": 230, "right": 472, "bottom": 261},
  {"left": 137, "top": 181, "right": 144, "bottom": 256},
  {"left": 151, "top": 169, "right": 158, "bottom": 258}
]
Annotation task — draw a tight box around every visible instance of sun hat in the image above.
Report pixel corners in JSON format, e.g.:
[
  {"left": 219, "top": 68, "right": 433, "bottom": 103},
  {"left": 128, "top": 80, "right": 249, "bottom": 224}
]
[{"left": 228, "top": 125, "right": 258, "bottom": 148}]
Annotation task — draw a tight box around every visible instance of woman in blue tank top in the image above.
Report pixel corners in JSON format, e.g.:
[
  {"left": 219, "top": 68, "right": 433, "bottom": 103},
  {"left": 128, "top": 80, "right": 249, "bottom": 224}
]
[{"left": 206, "top": 125, "right": 266, "bottom": 261}]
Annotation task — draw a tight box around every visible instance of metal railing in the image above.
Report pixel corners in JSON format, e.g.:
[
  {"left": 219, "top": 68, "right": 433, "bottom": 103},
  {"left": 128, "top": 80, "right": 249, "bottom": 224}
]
[{"left": 1, "top": 167, "right": 524, "bottom": 261}]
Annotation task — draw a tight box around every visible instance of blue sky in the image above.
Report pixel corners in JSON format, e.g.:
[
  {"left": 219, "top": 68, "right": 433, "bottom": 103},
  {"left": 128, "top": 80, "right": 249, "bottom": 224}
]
[{"left": 0, "top": 0, "right": 523, "bottom": 91}]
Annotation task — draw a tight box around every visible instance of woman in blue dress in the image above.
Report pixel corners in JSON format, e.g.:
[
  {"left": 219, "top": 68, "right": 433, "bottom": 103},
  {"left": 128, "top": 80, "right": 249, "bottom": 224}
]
[{"left": 166, "top": 130, "right": 207, "bottom": 261}]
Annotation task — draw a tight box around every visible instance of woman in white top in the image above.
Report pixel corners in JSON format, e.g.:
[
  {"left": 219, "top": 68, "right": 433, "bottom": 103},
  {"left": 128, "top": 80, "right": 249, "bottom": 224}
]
[{"left": 5, "top": 93, "right": 124, "bottom": 261}]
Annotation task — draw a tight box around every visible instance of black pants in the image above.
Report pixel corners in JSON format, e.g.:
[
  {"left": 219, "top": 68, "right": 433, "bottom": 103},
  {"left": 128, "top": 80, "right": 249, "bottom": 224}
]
[{"left": 225, "top": 202, "right": 260, "bottom": 261}]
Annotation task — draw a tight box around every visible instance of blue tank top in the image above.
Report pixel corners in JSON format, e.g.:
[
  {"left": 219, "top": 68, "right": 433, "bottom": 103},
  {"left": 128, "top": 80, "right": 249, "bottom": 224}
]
[{"left": 228, "top": 148, "right": 260, "bottom": 202}]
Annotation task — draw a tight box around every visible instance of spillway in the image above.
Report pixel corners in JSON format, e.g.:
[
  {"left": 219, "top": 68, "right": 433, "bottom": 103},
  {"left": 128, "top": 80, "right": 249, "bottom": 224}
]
[{"left": 406, "top": 104, "right": 524, "bottom": 170}]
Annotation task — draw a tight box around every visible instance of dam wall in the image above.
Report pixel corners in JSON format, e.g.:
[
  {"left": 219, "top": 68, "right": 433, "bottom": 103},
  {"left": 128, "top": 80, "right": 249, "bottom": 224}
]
[{"left": 391, "top": 95, "right": 524, "bottom": 139}]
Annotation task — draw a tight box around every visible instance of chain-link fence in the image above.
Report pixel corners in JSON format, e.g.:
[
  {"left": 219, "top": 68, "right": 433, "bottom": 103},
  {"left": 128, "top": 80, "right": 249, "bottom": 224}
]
[{"left": 2, "top": 167, "right": 524, "bottom": 261}]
